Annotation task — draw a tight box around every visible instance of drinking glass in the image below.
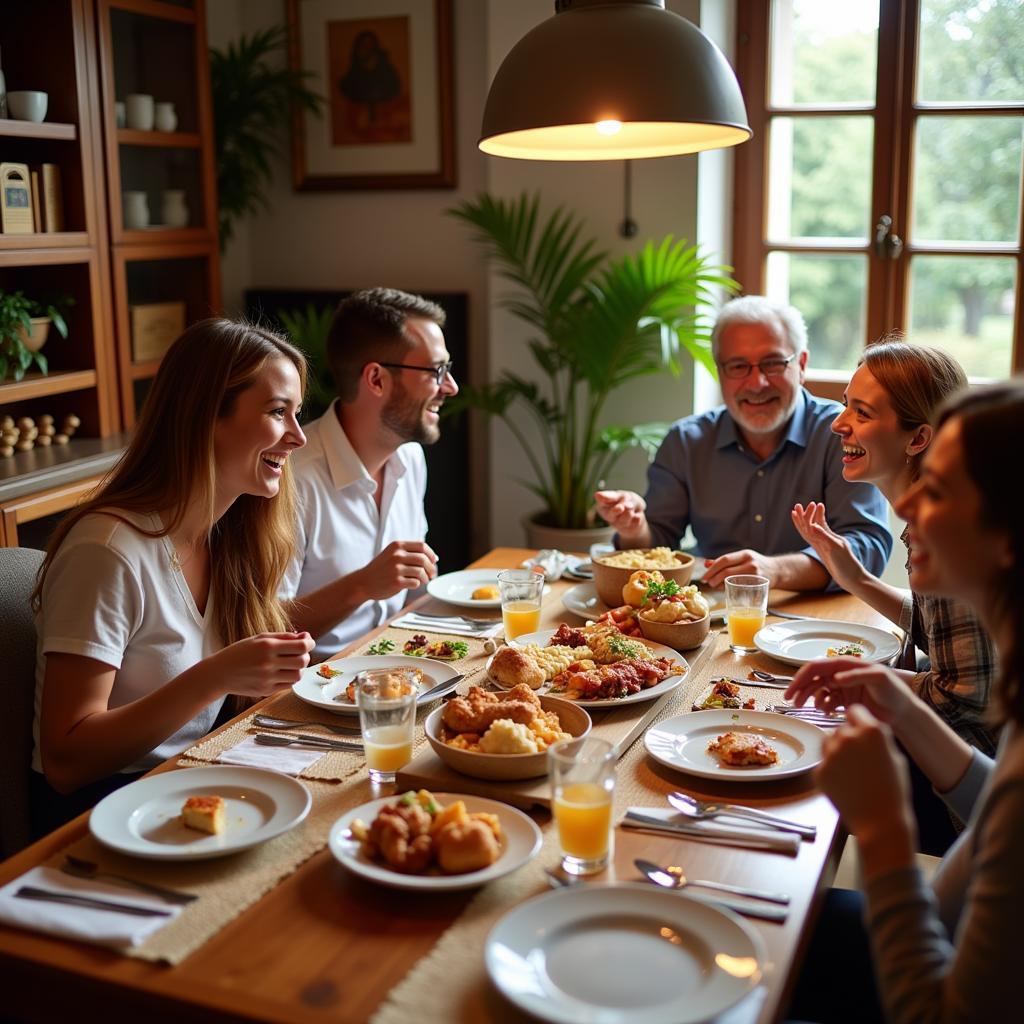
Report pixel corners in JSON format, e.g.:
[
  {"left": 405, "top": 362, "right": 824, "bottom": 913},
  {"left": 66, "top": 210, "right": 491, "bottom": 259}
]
[
  {"left": 356, "top": 669, "right": 418, "bottom": 783},
  {"left": 725, "top": 574, "right": 770, "bottom": 653},
  {"left": 497, "top": 568, "right": 544, "bottom": 640},
  {"left": 549, "top": 736, "right": 616, "bottom": 876}
]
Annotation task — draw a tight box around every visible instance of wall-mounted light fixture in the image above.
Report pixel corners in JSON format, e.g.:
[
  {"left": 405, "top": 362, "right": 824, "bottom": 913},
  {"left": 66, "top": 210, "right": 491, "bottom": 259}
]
[{"left": 480, "top": 0, "right": 751, "bottom": 161}]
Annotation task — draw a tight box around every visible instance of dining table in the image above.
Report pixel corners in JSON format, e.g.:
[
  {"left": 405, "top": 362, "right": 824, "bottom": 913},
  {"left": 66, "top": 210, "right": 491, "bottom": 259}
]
[{"left": 0, "top": 547, "right": 896, "bottom": 1024}]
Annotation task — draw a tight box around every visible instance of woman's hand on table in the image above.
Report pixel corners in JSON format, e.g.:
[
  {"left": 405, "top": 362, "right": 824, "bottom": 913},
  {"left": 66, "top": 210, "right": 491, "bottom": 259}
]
[{"left": 208, "top": 631, "right": 314, "bottom": 697}]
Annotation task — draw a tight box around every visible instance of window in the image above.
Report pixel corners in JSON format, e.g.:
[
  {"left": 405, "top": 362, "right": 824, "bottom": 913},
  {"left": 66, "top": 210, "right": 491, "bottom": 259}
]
[{"left": 733, "top": 0, "right": 1024, "bottom": 387}]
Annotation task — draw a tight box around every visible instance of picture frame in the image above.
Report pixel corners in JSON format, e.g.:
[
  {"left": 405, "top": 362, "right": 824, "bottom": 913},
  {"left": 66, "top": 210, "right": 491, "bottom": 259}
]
[{"left": 287, "top": 0, "right": 455, "bottom": 191}]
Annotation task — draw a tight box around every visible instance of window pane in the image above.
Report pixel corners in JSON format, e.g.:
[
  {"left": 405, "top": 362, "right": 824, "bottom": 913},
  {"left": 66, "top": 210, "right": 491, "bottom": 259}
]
[
  {"left": 908, "top": 256, "right": 1016, "bottom": 378},
  {"left": 912, "top": 116, "right": 1023, "bottom": 244},
  {"left": 768, "top": 117, "right": 874, "bottom": 240},
  {"left": 917, "top": 0, "right": 1024, "bottom": 104},
  {"left": 770, "top": 0, "right": 879, "bottom": 106},
  {"left": 766, "top": 251, "right": 868, "bottom": 370}
]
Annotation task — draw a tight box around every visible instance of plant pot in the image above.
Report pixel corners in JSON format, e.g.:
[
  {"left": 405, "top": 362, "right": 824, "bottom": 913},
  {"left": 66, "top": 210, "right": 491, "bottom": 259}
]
[
  {"left": 17, "top": 317, "right": 52, "bottom": 352},
  {"left": 522, "top": 513, "right": 614, "bottom": 554}
]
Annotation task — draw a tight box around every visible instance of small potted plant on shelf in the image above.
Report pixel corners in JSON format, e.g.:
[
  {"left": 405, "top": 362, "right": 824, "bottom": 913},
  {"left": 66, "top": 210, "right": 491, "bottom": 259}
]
[
  {"left": 447, "top": 192, "right": 737, "bottom": 549},
  {"left": 0, "top": 290, "right": 72, "bottom": 382}
]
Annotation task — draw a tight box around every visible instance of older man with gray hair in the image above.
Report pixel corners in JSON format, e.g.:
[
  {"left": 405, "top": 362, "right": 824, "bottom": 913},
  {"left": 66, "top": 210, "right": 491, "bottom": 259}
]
[{"left": 595, "top": 295, "right": 892, "bottom": 591}]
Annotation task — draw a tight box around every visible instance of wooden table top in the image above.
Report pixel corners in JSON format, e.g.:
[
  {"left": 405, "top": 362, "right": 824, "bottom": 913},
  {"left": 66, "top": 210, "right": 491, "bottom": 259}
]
[{"left": 0, "top": 548, "right": 892, "bottom": 1024}]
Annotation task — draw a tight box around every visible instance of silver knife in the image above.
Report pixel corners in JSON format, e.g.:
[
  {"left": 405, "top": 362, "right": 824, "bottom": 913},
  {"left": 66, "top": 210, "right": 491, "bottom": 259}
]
[
  {"left": 622, "top": 812, "right": 800, "bottom": 852},
  {"left": 15, "top": 885, "right": 174, "bottom": 918},
  {"left": 253, "top": 733, "right": 364, "bottom": 752},
  {"left": 418, "top": 673, "right": 464, "bottom": 701}
]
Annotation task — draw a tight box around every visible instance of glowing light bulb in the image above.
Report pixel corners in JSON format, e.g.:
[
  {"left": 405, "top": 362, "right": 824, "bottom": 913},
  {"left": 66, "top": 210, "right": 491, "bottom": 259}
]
[{"left": 595, "top": 119, "right": 622, "bottom": 136}]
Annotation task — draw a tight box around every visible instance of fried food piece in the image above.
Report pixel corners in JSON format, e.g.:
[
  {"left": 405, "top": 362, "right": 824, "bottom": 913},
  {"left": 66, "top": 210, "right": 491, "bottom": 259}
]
[
  {"left": 367, "top": 802, "right": 434, "bottom": 873},
  {"left": 621, "top": 570, "right": 665, "bottom": 609},
  {"left": 489, "top": 646, "right": 545, "bottom": 690},
  {"left": 435, "top": 818, "right": 500, "bottom": 874},
  {"left": 182, "top": 795, "right": 225, "bottom": 834},
  {"left": 442, "top": 685, "right": 540, "bottom": 734},
  {"left": 707, "top": 731, "right": 779, "bottom": 767},
  {"left": 471, "top": 585, "right": 500, "bottom": 600}
]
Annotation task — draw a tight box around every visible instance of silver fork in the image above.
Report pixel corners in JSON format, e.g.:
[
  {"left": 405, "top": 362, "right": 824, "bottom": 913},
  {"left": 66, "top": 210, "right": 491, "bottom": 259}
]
[
  {"left": 253, "top": 714, "right": 361, "bottom": 736},
  {"left": 253, "top": 733, "right": 364, "bottom": 751},
  {"left": 405, "top": 611, "right": 500, "bottom": 625},
  {"left": 770, "top": 704, "right": 845, "bottom": 726}
]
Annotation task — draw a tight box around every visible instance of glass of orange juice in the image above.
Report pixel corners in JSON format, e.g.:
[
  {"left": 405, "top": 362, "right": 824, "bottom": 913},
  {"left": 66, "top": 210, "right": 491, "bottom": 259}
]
[
  {"left": 725, "top": 574, "right": 770, "bottom": 654},
  {"left": 497, "top": 568, "right": 544, "bottom": 641},
  {"left": 356, "top": 669, "right": 418, "bottom": 784},
  {"left": 549, "top": 736, "right": 616, "bottom": 876}
]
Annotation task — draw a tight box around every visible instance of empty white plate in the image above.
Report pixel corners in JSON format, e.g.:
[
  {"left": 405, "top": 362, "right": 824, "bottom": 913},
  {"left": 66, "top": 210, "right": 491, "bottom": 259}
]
[
  {"left": 486, "top": 883, "right": 764, "bottom": 1024},
  {"left": 754, "top": 618, "right": 901, "bottom": 667}
]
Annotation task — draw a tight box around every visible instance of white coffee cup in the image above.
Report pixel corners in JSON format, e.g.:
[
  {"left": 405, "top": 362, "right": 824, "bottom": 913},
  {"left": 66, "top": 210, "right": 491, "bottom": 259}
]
[
  {"left": 123, "top": 191, "right": 149, "bottom": 229},
  {"left": 125, "top": 93, "right": 154, "bottom": 131},
  {"left": 8, "top": 91, "right": 48, "bottom": 123},
  {"left": 154, "top": 102, "right": 177, "bottom": 132},
  {"left": 160, "top": 189, "right": 188, "bottom": 228},
  {"left": 115, "top": 101, "right": 126, "bottom": 128}
]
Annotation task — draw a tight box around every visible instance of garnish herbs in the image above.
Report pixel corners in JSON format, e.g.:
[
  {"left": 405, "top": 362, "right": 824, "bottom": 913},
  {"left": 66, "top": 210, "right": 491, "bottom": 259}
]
[
  {"left": 643, "top": 578, "right": 682, "bottom": 604},
  {"left": 367, "top": 638, "right": 396, "bottom": 656}
]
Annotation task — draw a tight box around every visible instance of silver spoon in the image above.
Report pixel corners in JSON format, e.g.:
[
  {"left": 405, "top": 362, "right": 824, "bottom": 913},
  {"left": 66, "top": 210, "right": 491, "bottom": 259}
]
[
  {"left": 253, "top": 714, "right": 361, "bottom": 736},
  {"left": 635, "top": 861, "right": 788, "bottom": 922},
  {"left": 749, "top": 669, "right": 794, "bottom": 684},
  {"left": 60, "top": 855, "right": 198, "bottom": 905},
  {"left": 667, "top": 792, "right": 816, "bottom": 837}
]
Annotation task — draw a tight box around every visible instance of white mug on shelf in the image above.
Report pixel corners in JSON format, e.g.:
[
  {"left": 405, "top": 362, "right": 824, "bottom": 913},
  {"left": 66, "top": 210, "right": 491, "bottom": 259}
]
[
  {"left": 115, "top": 101, "right": 126, "bottom": 128},
  {"left": 154, "top": 101, "right": 177, "bottom": 132},
  {"left": 160, "top": 189, "right": 188, "bottom": 228},
  {"left": 123, "top": 190, "right": 149, "bottom": 229},
  {"left": 8, "top": 90, "right": 48, "bottom": 122},
  {"left": 125, "top": 93, "right": 154, "bottom": 130}
]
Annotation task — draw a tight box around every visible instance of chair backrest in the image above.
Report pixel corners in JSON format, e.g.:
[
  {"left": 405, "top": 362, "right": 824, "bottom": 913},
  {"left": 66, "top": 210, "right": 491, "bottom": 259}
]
[{"left": 0, "top": 546, "right": 44, "bottom": 858}]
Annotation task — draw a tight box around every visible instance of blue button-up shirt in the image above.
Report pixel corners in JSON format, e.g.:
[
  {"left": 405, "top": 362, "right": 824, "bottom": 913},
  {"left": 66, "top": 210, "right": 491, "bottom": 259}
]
[{"left": 629, "top": 389, "right": 892, "bottom": 586}]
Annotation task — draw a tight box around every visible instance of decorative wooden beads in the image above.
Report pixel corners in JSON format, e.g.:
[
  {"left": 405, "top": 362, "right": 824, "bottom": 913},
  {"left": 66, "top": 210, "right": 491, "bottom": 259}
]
[{"left": 0, "top": 412, "right": 80, "bottom": 457}]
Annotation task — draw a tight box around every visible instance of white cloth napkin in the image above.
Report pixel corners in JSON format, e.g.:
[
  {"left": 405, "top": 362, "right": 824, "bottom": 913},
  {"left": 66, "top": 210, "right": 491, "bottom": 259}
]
[
  {"left": 391, "top": 613, "right": 503, "bottom": 638},
  {"left": 0, "top": 866, "right": 182, "bottom": 950},
  {"left": 622, "top": 806, "right": 801, "bottom": 856},
  {"left": 521, "top": 549, "right": 569, "bottom": 580},
  {"left": 217, "top": 735, "right": 326, "bottom": 775}
]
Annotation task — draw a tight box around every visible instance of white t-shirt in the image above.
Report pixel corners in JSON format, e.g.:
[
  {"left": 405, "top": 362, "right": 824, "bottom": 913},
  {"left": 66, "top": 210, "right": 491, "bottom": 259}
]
[
  {"left": 281, "top": 403, "right": 428, "bottom": 661},
  {"left": 33, "top": 510, "right": 225, "bottom": 774}
]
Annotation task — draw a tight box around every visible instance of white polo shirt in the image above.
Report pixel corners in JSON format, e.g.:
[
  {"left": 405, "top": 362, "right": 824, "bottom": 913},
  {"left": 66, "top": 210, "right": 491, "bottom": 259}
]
[{"left": 282, "top": 402, "right": 428, "bottom": 661}]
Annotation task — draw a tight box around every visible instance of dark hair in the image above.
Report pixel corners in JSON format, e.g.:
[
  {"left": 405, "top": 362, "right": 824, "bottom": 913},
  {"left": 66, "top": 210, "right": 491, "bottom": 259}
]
[
  {"left": 861, "top": 337, "right": 967, "bottom": 477},
  {"left": 936, "top": 379, "right": 1024, "bottom": 725},
  {"left": 326, "top": 287, "right": 446, "bottom": 402}
]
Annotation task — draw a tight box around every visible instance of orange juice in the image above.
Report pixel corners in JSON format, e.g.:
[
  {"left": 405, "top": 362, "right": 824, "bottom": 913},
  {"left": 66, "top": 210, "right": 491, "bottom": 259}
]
[
  {"left": 728, "top": 607, "right": 766, "bottom": 649},
  {"left": 363, "top": 725, "right": 413, "bottom": 773},
  {"left": 554, "top": 781, "right": 613, "bottom": 860},
  {"left": 502, "top": 600, "right": 541, "bottom": 639}
]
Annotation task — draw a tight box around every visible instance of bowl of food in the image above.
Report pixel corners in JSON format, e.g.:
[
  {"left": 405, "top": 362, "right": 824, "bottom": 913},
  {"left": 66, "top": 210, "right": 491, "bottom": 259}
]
[
  {"left": 637, "top": 608, "right": 710, "bottom": 651},
  {"left": 424, "top": 685, "right": 591, "bottom": 780},
  {"left": 591, "top": 547, "right": 696, "bottom": 607}
]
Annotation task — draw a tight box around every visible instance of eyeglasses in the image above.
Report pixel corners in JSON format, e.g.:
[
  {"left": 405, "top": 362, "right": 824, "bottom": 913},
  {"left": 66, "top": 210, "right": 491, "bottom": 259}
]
[
  {"left": 718, "top": 353, "right": 797, "bottom": 380},
  {"left": 377, "top": 361, "right": 454, "bottom": 386}
]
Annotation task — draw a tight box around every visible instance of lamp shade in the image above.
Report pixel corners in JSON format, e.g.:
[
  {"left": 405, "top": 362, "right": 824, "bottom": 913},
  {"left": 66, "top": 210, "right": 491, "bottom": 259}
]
[{"left": 480, "top": 0, "right": 751, "bottom": 161}]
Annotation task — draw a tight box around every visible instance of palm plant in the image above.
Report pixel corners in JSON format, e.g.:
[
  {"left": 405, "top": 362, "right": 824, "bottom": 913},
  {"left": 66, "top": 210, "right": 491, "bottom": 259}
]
[
  {"left": 210, "top": 26, "right": 324, "bottom": 248},
  {"left": 448, "top": 192, "right": 737, "bottom": 530},
  {"left": 278, "top": 303, "right": 336, "bottom": 422}
]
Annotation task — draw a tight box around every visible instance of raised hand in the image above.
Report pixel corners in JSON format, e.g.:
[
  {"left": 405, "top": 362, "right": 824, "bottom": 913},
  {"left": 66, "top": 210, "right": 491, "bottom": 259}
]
[
  {"left": 354, "top": 540, "right": 438, "bottom": 601},
  {"left": 791, "top": 501, "right": 863, "bottom": 590},
  {"left": 593, "top": 490, "right": 647, "bottom": 536},
  {"left": 209, "top": 631, "right": 315, "bottom": 698}
]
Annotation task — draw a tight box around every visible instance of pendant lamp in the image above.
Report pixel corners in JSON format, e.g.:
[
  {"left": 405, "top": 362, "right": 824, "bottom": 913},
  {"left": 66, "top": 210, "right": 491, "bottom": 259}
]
[{"left": 480, "top": 0, "right": 751, "bottom": 161}]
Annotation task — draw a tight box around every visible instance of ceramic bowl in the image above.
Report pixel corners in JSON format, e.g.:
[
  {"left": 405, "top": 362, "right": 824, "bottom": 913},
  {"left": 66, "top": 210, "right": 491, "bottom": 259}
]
[
  {"left": 637, "top": 609, "right": 711, "bottom": 651},
  {"left": 424, "top": 696, "right": 591, "bottom": 780},
  {"left": 8, "top": 91, "right": 48, "bottom": 122},
  {"left": 591, "top": 550, "right": 696, "bottom": 607}
]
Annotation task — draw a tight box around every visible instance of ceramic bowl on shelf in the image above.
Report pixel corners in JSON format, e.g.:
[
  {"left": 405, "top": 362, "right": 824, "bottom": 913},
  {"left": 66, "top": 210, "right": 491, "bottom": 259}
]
[
  {"left": 591, "top": 549, "right": 696, "bottom": 607},
  {"left": 423, "top": 696, "right": 591, "bottom": 780},
  {"left": 637, "top": 609, "right": 710, "bottom": 651},
  {"left": 8, "top": 91, "right": 48, "bottom": 122}
]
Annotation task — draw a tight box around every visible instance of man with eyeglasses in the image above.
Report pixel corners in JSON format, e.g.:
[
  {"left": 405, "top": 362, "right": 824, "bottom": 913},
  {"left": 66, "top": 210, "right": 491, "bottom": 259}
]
[
  {"left": 596, "top": 295, "right": 891, "bottom": 591},
  {"left": 281, "top": 287, "right": 458, "bottom": 659}
]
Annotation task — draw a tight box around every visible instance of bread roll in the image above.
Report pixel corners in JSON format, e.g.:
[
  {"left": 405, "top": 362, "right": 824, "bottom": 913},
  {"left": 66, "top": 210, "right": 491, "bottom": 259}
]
[
  {"left": 435, "top": 819, "right": 500, "bottom": 873},
  {"left": 489, "top": 646, "right": 545, "bottom": 690}
]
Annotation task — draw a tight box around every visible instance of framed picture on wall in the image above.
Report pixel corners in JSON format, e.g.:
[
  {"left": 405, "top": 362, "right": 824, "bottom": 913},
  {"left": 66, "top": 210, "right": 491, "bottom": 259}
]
[{"left": 287, "top": 0, "right": 455, "bottom": 190}]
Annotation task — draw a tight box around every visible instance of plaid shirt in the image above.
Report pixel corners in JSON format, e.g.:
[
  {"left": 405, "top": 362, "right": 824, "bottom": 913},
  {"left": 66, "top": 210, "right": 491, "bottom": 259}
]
[{"left": 900, "top": 528, "right": 999, "bottom": 756}]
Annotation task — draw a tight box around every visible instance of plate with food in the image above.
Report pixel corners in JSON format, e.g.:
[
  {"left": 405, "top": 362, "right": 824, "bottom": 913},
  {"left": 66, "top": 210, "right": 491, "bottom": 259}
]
[
  {"left": 644, "top": 709, "right": 824, "bottom": 781},
  {"left": 497, "top": 625, "right": 688, "bottom": 707},
  {"left": 486, "top": 883, "right": 765, "bottom": 1024},
  {"left": 89, "top": 766, "right": 312, "bottom": 860},
  {"left": 424, "top": 687, "right": 591, "bottom": 780},
  {"left": 364, "top": 634, "right": 470, "bottom": 660},
  {"left": 293, "top": 655, "right": 461, "bottom": 716},
  {"left": 754, "top": 619, "right": 901, "bottom": 667},
  {"left": 328, "top": 790, "right": 542, "bottom": 891},
  {"left": 426, "top": 569, "right": 550, "bottom": 609},
  {"left": 691, "top": 678, "right": 763, "bottom": 712}
]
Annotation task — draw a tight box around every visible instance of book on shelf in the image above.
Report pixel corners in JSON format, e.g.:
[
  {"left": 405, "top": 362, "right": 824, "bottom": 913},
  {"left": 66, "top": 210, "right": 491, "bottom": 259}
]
[
  {"left": 40, "top": 163, "right": 63, "bottom": 232},
  {"left": 0, "top": 162, "right": 33, "bottom": 234},
  {"left": 131, "top": 301, "right": 186, "bottom": 362},
  {"left": 30, "top": 169, "right": 41, "bottom": 232}
]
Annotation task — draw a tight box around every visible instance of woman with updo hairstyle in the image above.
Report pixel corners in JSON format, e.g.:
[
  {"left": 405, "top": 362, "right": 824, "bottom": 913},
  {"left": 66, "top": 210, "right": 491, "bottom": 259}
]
[
  {"left": 30, "top": 318, "right": 314, "bottom": 835},
  {"left": 786, "top": 380, "right": 1024, "bottom": 1023}
]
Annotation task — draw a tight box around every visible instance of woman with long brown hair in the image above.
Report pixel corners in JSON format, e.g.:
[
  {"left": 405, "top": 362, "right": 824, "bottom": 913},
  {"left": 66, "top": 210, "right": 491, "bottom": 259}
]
[
  {"left": 786, "top": 381, "right": 1024, "bottom": 1022},
  {"left": 30, "top": 318, "right": 313, "bottom": 833}
]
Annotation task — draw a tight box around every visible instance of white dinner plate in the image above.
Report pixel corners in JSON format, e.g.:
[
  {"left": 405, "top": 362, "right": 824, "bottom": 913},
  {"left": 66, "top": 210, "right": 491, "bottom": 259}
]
[
  {"left": 645, "top": 709, "right": 825, "bottom": 781},
  {"left": 89, "top": 766, "right": 311, "bottom": 860},
  {"left": 754, "top": 618, "right": 901, "bottom": 667},
  {"left": 506, "top": 629, "right": 688, "bottom": 708},
  {"left": 561, "top": 582, "right": 725, "bottom": 623},
  {"left": 328, "top": 793, "right": 542, "bottom": 892},
  {"left": 292, "top": 655, "right": 460, "bottom": 717},
  {"left": 426, "top": 569, "right": 550, "bottom": 609},
  {"left": 486, "top": 883, "right": 764, "bottom": 1024}
]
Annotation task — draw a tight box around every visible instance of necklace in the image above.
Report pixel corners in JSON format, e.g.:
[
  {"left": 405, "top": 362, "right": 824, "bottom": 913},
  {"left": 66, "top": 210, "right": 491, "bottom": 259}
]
[{"left": 168, "top": 535, "right": 205, "bottom": 573}]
